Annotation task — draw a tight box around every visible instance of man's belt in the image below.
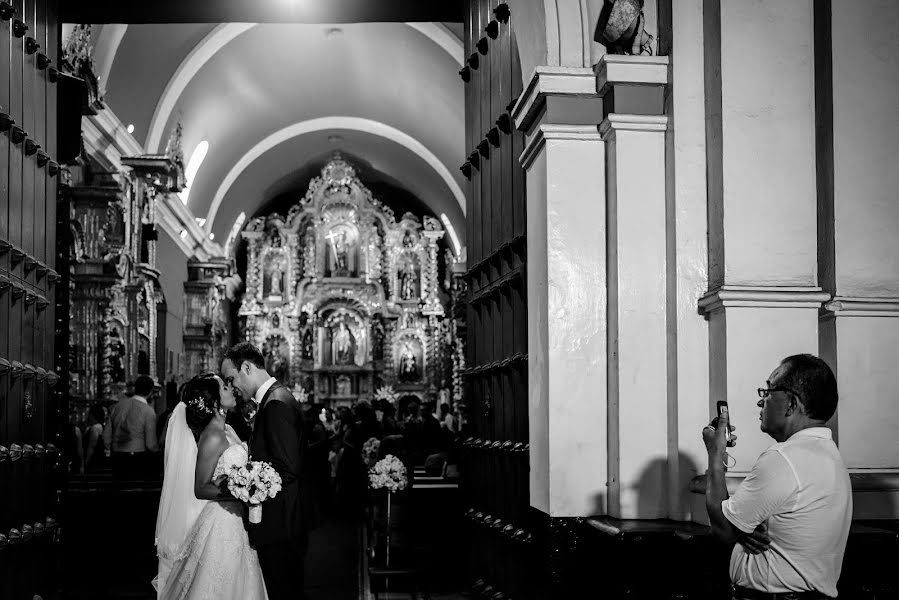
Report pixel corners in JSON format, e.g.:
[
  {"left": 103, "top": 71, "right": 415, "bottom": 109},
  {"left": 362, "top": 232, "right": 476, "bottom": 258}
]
[{"left": 732, "top": 584, "right": 831, "bottom": 600}]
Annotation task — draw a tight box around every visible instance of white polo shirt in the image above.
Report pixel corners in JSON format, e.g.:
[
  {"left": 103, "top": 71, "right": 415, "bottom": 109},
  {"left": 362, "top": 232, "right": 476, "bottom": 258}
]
[{"left": 722, "top": 427, "right": 852, "bottom": 597}]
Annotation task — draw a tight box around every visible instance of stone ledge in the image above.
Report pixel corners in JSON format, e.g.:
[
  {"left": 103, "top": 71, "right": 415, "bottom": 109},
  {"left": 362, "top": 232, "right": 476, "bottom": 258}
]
[
  {"left": 598, "top": 113, "right": 668, "bottom": 139},
  {"left": 512, "top": 66, "right": 597, "bottom": 132},
  {"left": 519, "top": 124, "right": 603, "bottom": 171},
  {"left": 699, "top": 285, "right": 831, "bottom": 314},
  {"left": 823, "top": 296, "right": 899, "bottom": 317}
]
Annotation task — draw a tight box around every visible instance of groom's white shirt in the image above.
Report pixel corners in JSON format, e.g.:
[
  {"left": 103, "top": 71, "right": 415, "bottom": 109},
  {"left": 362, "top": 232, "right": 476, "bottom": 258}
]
[{"left": 255, "top": 376, "right": 277, "bottom": 406}]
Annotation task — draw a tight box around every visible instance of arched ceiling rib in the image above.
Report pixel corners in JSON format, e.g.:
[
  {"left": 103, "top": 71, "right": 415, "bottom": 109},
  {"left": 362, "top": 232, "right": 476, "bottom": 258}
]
[
  {"left": 100, "top": 22, "right": 466, "bottom": 247},
  {"left": 206, "top": 116, "right": 465, "bottom": 234}
]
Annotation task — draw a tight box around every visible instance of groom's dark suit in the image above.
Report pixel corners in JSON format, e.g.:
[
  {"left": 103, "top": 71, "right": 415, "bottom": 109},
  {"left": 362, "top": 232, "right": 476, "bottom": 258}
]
[{"left": 249, "top": 382, "right": 317, "bottom": 599}]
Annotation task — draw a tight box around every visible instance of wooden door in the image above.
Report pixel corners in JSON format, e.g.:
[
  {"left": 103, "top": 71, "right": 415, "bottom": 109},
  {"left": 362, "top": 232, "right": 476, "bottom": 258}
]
[
  {"left": 461, "top": 2, "right": 533, "bottom": 598},
  {"left": 0, "top": 1, "right": 62, "bottom": 598}
]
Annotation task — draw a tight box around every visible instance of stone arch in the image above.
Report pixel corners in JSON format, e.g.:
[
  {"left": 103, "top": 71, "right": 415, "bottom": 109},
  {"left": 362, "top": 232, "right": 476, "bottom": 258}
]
[{"left": 508, "top": 0, "right": 596, "bottom": 83}]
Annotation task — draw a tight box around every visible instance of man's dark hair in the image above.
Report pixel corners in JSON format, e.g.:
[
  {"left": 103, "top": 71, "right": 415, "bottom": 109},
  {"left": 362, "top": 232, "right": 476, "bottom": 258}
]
[
  {"left": 223, "top": 342, "right": 265, "bottom": 370},
  {"left": 134, "top": 375, "right": 155, "bottom": 397},
  {"left": 778, "top": 354, "right": 838, "bottom": 421}
]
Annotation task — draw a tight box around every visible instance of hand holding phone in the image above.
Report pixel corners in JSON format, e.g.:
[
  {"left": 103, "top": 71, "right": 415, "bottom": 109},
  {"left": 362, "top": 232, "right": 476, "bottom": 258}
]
[{"left": 717, "top": 400, "right": 733, "bottom": 446}]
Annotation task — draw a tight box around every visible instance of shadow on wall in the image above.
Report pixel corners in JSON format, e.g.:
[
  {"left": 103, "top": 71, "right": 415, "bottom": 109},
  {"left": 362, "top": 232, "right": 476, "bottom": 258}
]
[{"left": 632, "top": 452, "right": 702, "bottom": 519}]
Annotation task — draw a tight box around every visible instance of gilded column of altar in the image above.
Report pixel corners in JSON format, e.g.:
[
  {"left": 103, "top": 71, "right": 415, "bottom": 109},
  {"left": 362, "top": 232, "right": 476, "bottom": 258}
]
[{"left": 421, "top": 227, "right": 444, "bottom": 317}]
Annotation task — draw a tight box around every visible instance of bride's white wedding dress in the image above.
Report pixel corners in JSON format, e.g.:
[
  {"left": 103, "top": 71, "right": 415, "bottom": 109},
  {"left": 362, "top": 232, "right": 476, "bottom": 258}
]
[{"left": 160, "top": 428, "right": 267, "bottom": 600}]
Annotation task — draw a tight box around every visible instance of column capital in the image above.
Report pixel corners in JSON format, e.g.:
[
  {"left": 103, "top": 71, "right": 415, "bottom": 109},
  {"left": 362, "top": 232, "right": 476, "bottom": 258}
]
[
  {"left": 698, "top": 285, "right": 831, "bottom": 314},
  {"left": 594, "top": 55, "right": 669, "bottom": 118},
  {"left": 594, "top": 55, "right": 669, "bottom": 97},
  {"left": 512, "top": 66, "right": 597, "bottom": 132},
  {"left": 519, "top": 124, "right": 602, "bottom": 170}
]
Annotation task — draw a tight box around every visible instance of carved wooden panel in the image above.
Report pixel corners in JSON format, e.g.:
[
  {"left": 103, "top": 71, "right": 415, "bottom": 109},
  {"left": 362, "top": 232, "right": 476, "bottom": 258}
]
[
  {"left": 462, "top": 2, "right": 532, "bottom": 598},
  {"left": 0, "top": 1, "right": 62, "bottom": 598}
]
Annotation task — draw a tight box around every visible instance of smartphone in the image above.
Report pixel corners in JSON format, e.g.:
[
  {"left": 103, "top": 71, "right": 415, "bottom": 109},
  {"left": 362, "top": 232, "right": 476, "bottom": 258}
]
[{"left": 717, "top": 400, "right": 732, "bottom": 444}]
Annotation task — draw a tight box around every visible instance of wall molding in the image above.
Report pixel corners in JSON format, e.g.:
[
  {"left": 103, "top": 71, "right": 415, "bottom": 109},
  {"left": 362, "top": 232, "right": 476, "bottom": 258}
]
[
  {"left": 512, "top": 66, "right": 597, "bottom": 133},
  {"left": 519, "top": 124, "right": 602, "bottom": 171},
  {"left": 598, "top": 114, "right": 668, "bottom": 139},
  {"left": 823, "top": 296, "right": 899, "bottom": 318},
  {"left": 698, "top": 285, "right": 831, "bottom": 314}
]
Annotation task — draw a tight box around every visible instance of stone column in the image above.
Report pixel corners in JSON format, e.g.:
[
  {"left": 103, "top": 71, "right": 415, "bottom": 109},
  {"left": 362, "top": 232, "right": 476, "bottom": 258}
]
[
  {"left": 513, "top": 66, "right": 607, "bottom": 518},
  {"left": 817, "top": 0, "right": 899, "bottom": 518},
  {"left": 597, "top": 56, "right": 671, "bottom": 519},
  {"left": 699, "top": 1, "right": 828, "bottom": 472}
]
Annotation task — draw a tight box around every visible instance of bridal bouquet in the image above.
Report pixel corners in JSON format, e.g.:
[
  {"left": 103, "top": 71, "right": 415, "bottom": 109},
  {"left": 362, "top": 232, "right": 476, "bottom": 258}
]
[
  {"left": 368, "top": 454, "right": 407, "bottom": 493},
  {"left": 227, "top": 460, "right": 283, "bottom": 524}
]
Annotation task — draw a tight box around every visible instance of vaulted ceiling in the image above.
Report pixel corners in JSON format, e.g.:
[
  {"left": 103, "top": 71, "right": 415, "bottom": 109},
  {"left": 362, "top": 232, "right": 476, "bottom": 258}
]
[{"left": 90, "top": 20, "right": 467, "bottom": 248}]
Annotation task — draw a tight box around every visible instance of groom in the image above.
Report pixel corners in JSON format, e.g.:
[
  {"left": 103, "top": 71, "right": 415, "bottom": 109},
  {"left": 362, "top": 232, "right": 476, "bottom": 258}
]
[{"left": 221, "top": 342, "right": 317, "bottom": 600}]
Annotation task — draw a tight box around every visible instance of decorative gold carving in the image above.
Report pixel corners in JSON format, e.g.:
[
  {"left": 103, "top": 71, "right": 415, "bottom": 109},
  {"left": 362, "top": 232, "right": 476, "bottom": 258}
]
[{"left": 238, "top": 155, "right": 455, "bottom": 406}]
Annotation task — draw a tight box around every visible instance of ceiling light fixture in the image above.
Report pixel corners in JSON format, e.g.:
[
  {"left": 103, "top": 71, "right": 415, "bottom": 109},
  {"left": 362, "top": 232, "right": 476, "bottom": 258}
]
[
  {"left": 126, "top": 123, "right": 134, "bottom": 134},
  {"left": 325, "top": 27, "right": 343, "bottom": 38}
]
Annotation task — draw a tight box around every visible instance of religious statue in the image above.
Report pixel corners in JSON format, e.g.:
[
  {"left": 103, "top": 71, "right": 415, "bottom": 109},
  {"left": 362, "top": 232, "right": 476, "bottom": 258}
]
[
  {"left": 326, "top": 228, "right": 350, "bottom": 275},
  {"left": 336, "top": 374, "right": 352, "bottom": 397},
  {"left": 302, "top": 328, "right": 314, "bottom": 360},
  {"left": 270, "top": 261, "right": 283, "bottom": 296},
  {"left": 107, "top": 327, "right": 126, "bottom": 383},
  {"left": 402, "top": 230, "right": 415, "bottom": 248},
  {"left": 400, "top": 344, "right": 418, "bottom": 381},
  {"left": 332, "top": 321, "right": 355, "bottom": 365},
  {"left": 372, "top": 320, "right": 385, "bottom": 361},
  {"left": 400, "top": 261, "right": 418, "bottom": 300}
]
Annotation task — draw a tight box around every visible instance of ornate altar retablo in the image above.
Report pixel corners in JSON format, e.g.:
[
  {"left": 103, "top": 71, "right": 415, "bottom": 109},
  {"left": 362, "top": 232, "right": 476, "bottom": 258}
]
[{"left": 238, "top": 155, "right": 452, "bottom": 407}]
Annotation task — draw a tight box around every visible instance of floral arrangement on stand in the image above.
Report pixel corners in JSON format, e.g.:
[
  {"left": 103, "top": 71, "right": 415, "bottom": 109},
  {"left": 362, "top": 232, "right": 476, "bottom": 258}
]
[
  {"left": 368, "top": 454, "right": 408, "bottom": 568},
  {"left": 362, "top": 437, "right": 381, "bottom": 468},
  {"left": 369, "top": 454, "right": 407, "bottom": 493},
  {"left": 227, "top": 459, "right": 283, "bottom": 523}
]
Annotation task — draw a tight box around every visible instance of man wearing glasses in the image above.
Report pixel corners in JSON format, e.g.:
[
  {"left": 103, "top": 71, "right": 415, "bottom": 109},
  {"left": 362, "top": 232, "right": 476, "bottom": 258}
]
[{"left": 702, "top": 354, "right": 851, "bottom": 600}]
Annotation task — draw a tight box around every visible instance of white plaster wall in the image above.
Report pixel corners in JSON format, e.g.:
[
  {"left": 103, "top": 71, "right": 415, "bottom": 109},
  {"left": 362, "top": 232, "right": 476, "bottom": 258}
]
[
  {"left": 668, "top": 0, "right": 711, "bottom": 521},
  {"left": 156, "top": 229, "right": 187, "bottom": 376},
  {"left": 831, "top": 1, "right": 899, "bottom": 297},
  {"left": 833, "top": 317, "right": 899, "bottom": 469},
  {"left": 527, "top": 148, "right": 551, "bottom": 515},
  {"left": 721, "top": 307, "right": 822, "bottom": 471},
  {"left": 544, "top": 135, "right": 608, "bottom": 517},
  {"left": 719, "top": 0, "right": 817, "bottom": 286}
]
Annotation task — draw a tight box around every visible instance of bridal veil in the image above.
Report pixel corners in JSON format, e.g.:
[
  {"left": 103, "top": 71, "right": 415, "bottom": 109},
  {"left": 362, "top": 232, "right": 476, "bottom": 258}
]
[{"left": 153, "top": 402, "right": 208, "bottom": 594}]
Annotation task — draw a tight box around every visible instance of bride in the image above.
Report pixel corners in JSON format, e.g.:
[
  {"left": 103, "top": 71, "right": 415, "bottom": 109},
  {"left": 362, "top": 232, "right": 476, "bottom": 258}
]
[{"left": 154, "top": 373, "right": 267, "bottom": 599}]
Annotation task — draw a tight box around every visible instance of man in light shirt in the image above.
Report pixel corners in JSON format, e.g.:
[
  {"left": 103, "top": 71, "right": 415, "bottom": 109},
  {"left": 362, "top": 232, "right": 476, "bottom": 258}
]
[
  {"left": 703, "top": 354, "right": 851, "bottom": 600},
  {"left": 103, "top": 374, "right": 159, "bottom": 480}
]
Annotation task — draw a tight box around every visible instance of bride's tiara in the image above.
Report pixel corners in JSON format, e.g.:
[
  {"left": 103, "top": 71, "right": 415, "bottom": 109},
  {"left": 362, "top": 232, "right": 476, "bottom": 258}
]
[{"left": 185, "top": 391, "right": 214, "bottom": 416}]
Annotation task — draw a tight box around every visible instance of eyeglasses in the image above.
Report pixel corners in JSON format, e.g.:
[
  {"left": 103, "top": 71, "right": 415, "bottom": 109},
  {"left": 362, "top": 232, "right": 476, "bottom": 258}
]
[{"left": 757, "top": 386, "right": 800, "bottom": 400}]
